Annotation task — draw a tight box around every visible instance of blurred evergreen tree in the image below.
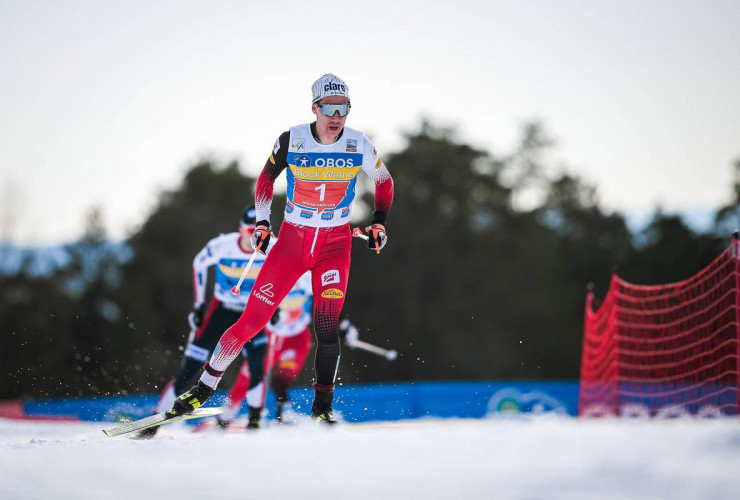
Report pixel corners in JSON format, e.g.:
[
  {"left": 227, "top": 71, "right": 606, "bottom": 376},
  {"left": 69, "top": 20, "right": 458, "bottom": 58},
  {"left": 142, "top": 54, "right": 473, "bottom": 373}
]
[
  {"left": 0, "top": 264, "right": 76, "bottom": 398},
  {"left": 1, "top": 206, "right": 127, "bottom": 398},
  {"left": 714, "top": 157, "right": 740, "bottom": 236},
  {"left": 622, "top": 212, "right": 724, "bottom": 286}
]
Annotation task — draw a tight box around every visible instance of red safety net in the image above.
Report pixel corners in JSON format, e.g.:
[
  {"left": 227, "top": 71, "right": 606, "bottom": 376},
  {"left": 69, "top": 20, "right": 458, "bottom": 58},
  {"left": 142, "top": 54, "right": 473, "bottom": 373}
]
[{"left": 579, "top": 239, "right": 740, "bottom": 417}]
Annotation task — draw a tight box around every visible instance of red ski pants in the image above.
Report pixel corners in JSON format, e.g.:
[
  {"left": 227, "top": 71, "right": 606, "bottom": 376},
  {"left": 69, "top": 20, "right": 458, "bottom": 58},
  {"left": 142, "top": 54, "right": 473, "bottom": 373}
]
[{"left": 208, "top": 222, "right": 351, "bottom": 387}]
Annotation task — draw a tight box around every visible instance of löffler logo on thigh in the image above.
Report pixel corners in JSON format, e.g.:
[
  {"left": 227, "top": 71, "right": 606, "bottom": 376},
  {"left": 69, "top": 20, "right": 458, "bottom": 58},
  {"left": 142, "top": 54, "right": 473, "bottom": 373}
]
[{"left": 254, "top": 283, "right": 276, "bottom": 306}]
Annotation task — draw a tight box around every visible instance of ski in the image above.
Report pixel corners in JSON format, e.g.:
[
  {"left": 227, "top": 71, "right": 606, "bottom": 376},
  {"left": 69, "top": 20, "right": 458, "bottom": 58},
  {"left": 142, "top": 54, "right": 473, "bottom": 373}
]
[{"left": 103, "top": 407, "right": 224, "bottom": 437}]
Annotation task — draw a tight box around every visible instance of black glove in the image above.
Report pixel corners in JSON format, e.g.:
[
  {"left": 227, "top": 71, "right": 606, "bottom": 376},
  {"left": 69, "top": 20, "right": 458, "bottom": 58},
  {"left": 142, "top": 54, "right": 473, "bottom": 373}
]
[
  {"left": 250, "top": 220, "right": 273, "bottom": 255},
  {"left": 270, "top": 307, "right": 281, "bottom": 326},
  {"left": 188, "top": 304, "right": 205, "bottom": 330},
  {"left": 365, "top": 223, "right": 387, "bottom": 253}
]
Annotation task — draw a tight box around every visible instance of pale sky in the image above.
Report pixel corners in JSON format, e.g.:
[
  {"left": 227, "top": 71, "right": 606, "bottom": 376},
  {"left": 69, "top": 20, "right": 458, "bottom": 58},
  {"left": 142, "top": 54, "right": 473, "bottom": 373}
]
[{"left": 1, "top": 0, "right": 739, "bottom": 244}]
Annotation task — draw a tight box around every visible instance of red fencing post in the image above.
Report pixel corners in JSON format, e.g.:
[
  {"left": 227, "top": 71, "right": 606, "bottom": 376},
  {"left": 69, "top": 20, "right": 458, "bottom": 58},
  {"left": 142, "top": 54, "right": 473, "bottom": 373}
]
[
  {"left": 610, "top": 274, "right": 620, "bottom": 416},
  {"left": 734, "top": 231, "right": 739, "bottom": 416}
]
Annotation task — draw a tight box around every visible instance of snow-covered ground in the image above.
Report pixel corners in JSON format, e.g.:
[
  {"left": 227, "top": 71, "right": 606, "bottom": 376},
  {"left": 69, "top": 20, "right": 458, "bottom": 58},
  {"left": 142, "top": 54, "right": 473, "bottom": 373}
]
[{"left": 1, "top": 416, "right": 739, "bottom": 499}]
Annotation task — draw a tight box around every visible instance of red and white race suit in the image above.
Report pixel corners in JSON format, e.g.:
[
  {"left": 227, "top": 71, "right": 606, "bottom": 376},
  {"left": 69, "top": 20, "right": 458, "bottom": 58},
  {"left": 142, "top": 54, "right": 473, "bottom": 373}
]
[{"left": 201, "top": 122, "right": 393, "bottom": 395}]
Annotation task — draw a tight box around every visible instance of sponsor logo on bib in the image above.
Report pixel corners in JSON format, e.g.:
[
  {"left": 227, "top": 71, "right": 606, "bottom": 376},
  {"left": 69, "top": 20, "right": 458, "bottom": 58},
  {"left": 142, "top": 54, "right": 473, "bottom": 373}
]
[
  {"left": 293, "top": 154, "right": 311, "bottom": 167},
  {"left": 314, "top": 157, "right": 354, "bottom": 168}
]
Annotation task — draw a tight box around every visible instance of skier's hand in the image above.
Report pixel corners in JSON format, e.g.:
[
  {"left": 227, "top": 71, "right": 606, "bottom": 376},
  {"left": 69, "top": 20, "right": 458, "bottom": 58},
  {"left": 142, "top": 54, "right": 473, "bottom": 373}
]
[
  {"left": 188, "top": 304, "right": 205, "bottom": 330},
  {"left": 338, "top": 317, "right": 360, "bottom": 348},
  {"left": 270, "top": 307, "right": 281, "bottom": 326},
  {"left": 344, "top": 325, "right": 359, "bottom": 348},
  {"left": 250, "top": 221, "right": 273, "bottom": 255},
  {"left": 365, "top": 224, "right": 387, "bottom": 254}
]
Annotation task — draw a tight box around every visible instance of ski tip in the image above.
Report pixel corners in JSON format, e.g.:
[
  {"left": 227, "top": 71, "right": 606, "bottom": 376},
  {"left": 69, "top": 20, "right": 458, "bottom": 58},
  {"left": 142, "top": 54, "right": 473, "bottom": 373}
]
[
  {"left": 230, "top": 286, "right": 240, "bottom": 295},
  {"left": 102, "top": 406, "right": 225, "bottom": 438},
  {"left": 198, "top": 406, "right": 225, "bottom": 416}
]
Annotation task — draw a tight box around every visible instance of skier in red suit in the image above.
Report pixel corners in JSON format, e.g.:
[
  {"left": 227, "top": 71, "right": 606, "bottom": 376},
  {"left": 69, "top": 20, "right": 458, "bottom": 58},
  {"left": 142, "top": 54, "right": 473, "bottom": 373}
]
[{"left": 169, "top": 73, "right": 393, "bottom": 424}]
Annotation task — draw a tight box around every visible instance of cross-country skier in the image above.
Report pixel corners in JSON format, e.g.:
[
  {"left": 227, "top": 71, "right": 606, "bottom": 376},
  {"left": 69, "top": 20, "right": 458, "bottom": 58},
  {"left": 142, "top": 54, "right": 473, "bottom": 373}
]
[
  {"left": 134, "top": 207, "right": 272, "bottom": 438},
  {"left": 168, "top": 73, "right": 394, "bottom": 424}
]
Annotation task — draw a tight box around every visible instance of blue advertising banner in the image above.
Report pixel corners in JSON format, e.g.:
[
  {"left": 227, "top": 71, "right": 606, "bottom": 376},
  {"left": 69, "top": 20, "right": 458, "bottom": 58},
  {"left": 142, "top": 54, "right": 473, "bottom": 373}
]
[{"left": 9, "top": 380, "right": 580, "bottom": 423}]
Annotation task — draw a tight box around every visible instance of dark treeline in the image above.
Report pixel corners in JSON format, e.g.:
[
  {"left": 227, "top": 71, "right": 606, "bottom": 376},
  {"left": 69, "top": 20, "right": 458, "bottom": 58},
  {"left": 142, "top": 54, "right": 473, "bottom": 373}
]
[{"left": 2, "top": 122, "right": 739, "bottom": 400}]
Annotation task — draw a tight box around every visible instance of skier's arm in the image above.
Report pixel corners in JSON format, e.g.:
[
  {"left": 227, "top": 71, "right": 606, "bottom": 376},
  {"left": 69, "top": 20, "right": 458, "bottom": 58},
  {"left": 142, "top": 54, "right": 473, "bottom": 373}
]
[
  {"left": 361, "top": 137, "right": 394, "bottom": 250},
  {"left": 255, "top": 131, "right": 290, "bottom": 225},
  {"left": 191, "top": 238, "right": 220, "bottom": 307},
  {"left": 360, "top": 137, "right": 394, "bottom": 225}
]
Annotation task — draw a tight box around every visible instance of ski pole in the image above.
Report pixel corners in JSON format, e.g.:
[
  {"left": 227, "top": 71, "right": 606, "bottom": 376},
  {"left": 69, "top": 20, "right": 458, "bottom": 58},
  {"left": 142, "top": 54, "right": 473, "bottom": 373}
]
[
  {"left": 352, "top": 227, "right": 369, "bottom": 240},
  {"left": 230, "top": 242, "right": 264, "bottom": 295},
  {"left": 352, "top": 340, "right": 398, "bottom": 361}
]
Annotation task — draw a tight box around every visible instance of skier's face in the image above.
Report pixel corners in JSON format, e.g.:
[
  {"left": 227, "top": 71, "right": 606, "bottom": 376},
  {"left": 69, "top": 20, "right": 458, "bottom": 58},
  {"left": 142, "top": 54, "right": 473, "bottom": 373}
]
[{"left": 312, "top": 95, "right": 349, "bottom": 142}]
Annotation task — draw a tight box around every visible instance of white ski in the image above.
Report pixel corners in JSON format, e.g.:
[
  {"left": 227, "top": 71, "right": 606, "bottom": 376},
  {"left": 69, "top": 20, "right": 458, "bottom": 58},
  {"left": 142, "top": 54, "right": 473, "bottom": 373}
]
[{"left": 103, "top": 407, "right": 224, "bottom": 437}]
